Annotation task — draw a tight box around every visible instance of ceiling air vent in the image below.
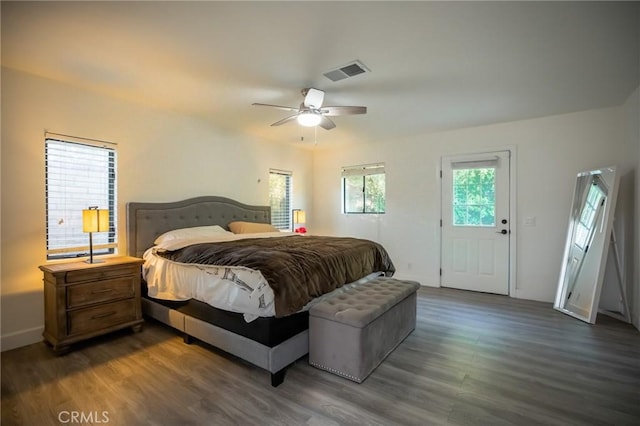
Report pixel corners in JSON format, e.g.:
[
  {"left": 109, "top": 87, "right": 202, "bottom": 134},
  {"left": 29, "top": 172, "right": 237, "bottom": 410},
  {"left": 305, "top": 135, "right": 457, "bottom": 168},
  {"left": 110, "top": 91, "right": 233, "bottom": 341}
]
[{"left": 323, "top": 60, "right": 369, "bottom": 82}]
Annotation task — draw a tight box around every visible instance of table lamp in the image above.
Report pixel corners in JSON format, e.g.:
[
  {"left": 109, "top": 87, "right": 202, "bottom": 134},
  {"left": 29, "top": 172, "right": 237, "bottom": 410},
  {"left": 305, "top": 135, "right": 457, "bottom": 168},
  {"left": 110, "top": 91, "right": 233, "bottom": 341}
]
[
  {"left": 83, "top": 206, "right": 109, "bottom": 263},
  {"left": 293, "top": 209, "right": 307, "bottom": 234}
]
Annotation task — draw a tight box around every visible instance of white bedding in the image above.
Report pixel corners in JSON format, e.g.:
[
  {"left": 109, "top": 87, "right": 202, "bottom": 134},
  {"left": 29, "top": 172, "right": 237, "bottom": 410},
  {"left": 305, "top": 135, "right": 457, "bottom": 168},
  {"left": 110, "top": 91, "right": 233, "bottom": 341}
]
[{"left": 143, "top": 232, "right": 295, "bottom": 322}]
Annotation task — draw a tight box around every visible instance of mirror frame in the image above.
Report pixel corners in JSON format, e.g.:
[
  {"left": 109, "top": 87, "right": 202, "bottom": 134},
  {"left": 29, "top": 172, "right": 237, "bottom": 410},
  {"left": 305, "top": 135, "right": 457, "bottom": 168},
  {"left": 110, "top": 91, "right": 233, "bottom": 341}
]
[{"left": 554, "top": 166, "right": 620, "bottom": 324}]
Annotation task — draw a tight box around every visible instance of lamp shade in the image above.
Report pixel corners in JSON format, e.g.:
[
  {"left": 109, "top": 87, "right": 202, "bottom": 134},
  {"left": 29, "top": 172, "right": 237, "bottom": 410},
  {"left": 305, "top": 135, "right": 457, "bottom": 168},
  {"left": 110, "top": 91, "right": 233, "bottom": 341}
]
[
  {"left": 297, "top": 112, "right": 322, "bottom": 127},
  {"left": 293, "top": 210, "right": 306, "bottom": 224},
  {"left": 83, "top": 208, "right": 109, "bottom": 233}
]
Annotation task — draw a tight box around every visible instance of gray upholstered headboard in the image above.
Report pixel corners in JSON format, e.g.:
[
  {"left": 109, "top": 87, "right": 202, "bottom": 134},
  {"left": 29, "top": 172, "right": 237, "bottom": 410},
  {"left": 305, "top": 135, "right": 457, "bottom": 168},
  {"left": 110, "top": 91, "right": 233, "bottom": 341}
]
[{"left": 126, "top": 196, "right": 271, "bottom": 258}]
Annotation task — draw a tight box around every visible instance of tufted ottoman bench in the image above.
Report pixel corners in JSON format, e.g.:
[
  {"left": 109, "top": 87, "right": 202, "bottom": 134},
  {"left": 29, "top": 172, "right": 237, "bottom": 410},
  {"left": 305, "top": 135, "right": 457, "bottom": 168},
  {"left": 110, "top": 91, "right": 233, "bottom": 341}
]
[{"left": 308, "top": 277, "right": 420, "bottom": 383}]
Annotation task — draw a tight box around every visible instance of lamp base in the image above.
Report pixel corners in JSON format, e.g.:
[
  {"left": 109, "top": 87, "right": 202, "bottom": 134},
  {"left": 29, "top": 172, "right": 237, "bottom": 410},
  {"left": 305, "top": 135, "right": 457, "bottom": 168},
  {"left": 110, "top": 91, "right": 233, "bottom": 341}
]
[{"left": 85, "top": 259, "right": 105, "bottom": 264}]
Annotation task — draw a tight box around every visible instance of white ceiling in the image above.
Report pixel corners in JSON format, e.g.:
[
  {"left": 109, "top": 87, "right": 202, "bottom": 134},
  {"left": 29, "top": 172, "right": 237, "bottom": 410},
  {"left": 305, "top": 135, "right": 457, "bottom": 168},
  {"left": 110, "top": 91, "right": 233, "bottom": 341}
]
[{"left": 2, "top": 1, "right": 639, "bottom": 147}]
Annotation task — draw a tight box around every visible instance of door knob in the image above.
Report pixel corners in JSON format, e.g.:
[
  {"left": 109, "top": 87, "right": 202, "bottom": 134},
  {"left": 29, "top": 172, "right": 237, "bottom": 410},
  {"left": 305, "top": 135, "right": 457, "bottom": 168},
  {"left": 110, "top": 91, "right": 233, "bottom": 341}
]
[{"left": 496, "top": 229, "right": 508, "bottom": 235}]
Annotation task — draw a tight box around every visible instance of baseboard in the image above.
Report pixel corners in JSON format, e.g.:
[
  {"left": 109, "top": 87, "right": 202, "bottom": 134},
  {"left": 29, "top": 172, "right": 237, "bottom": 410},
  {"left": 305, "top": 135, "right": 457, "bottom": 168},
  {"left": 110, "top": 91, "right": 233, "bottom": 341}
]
[
  {"left": 391, "top": 273, "right": 434, "bottom": 286},
  {"left": 511, "top": 288, "right": 554, "bottom": 303},
  {"left": 1, "top": 326, "right": 43, "bottom": 352}
]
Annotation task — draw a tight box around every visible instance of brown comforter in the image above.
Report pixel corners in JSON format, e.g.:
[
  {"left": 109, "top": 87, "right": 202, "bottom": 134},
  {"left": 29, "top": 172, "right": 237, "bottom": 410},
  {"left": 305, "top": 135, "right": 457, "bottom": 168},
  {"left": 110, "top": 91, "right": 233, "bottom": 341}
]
[{"left": 157, "top": 235, "right": 395, "bottom": 317}]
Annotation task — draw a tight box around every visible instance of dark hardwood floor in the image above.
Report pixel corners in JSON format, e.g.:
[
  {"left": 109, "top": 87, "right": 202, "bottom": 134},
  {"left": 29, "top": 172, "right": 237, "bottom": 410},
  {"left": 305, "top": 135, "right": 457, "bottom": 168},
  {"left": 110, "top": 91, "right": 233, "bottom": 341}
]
[{"left": 2, "top": 287, "right": 639, "bottom": 425}]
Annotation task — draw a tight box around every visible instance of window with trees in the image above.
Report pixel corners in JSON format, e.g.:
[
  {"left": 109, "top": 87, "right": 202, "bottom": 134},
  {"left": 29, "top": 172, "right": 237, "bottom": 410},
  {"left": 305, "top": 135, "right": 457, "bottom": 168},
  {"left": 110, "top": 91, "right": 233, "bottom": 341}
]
[
  {"left": 452, "top": 167, "right": 496, "bottom": 226},
  {"left": 342, "top": 163, "right": 385, "bottom": 214},
  {"left": 269, "top": 169, "right": 292, "bottom": 229},
  {"left": 574, "top": 181, "right": 606, "bottom": 250},
  {"left": 45, "top": 135, "right": 117, "bottom": 260}
]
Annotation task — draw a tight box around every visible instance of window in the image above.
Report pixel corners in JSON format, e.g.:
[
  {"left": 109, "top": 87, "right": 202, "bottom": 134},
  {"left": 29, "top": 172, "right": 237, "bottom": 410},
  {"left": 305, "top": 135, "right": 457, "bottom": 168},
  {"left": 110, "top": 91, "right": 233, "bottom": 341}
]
[
  {"left": 45, "top": 135, "right": 117, "bottom": 260},
  {"left": 574, "top": 181, "right": 606, "bottom": 250},
  {"left": 452, "top": 167, "right": 496, "bottom": 226},
  {"left": 269, "top": 169, "right": 292, "bottom": 230},
  {"left": 342, "top": 163, "right": 385, "bottom": 214}
]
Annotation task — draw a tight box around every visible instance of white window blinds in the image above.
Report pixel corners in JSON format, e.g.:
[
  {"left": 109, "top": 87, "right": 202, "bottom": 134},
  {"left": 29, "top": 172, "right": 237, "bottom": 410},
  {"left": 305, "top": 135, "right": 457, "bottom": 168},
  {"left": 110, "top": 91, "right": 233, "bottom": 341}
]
[
  {"left": 450, "top": 156, "right": 499, "bottom": 170},
  {"left": 341, "top": 163, "right": 385, "bottom": 177},
  {"left": 45, "top": 135, "right": 118, "bottom": 259},
  {"left": 269, "top": 169, "right": 292, "bottom": 230}
]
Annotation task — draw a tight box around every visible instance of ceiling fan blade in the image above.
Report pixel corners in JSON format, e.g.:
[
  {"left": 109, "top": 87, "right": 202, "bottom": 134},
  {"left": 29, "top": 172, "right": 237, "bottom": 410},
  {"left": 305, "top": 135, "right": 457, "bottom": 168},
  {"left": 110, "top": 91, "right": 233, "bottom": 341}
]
[
  {"left": 321, "top": 106, "right": 367, "bottom": 116},
  {"left": 303, "top": 88, "right": 325, "bottom": 109},
  {"left": 252, "top": 103, "right": 299, "bottom": 112},
  {"left": 270, "top": 114, "right": 300, "bottom": 127},
  {"left": 318, "top": 116, "right": 336, "bottom": 130}
]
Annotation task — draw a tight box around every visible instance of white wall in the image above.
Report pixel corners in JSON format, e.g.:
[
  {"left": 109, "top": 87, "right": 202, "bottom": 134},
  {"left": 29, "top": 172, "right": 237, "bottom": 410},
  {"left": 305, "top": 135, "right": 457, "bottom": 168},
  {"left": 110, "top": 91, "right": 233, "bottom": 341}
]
[
  {"left": 623, "top": 86, "right": 640, "bottom": 328},
  {"left": 599, "top": 87, "right": 639, "bottom": 327},
  {"left": 0, "top": 68, "right": 313, "bottom": 350},
  {"left": 313, "top": 105, "right": 635, "bottom": 307}
]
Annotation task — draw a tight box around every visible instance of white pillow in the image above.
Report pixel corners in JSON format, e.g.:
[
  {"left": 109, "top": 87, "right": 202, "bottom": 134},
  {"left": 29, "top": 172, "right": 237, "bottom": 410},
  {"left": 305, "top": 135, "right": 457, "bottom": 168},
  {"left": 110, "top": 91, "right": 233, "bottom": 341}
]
[{"left": 154, "top": 225, "right": 232, "bottom": 245}]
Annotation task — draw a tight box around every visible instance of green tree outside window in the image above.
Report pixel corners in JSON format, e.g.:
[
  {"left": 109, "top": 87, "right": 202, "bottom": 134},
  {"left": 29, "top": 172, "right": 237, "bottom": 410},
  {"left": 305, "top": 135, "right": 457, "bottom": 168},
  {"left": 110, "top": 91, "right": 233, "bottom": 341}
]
[
  {"left": 343, "top": 170, "right": 385, "bottom": 214},
  {"left": 453, "top": 168, "right": 495, "bottom": 226}
]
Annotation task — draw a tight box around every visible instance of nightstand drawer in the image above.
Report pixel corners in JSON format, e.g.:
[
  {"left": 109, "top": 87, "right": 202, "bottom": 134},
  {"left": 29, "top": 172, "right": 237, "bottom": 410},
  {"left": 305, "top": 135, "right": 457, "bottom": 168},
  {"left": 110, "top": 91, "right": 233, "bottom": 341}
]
[
  {"left": 67, "top": 299, "right": 137, "bottom": 336},
  {"left": 67, "top": 278, "right": 136, "bottom": 308},
  {"left": 65, "top": 265, "right": 139, "bottom": 284}
]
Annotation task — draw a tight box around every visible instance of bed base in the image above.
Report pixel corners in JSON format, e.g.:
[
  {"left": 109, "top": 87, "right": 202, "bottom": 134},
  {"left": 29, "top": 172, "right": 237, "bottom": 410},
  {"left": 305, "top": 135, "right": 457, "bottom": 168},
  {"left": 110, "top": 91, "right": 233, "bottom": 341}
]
[{"left": 142, "top": 298, "right": 308, "bottom": 386}]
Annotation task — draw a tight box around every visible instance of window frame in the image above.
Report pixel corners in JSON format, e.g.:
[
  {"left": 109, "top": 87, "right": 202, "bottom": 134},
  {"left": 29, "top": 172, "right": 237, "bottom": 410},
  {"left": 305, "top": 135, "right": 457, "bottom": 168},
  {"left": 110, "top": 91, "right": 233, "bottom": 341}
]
[
  {"left": 342, "top": 163, "right": 386, "bottom": 214},
  {"left": 45, "top": 134, "right": 118, "bottom": 260}
]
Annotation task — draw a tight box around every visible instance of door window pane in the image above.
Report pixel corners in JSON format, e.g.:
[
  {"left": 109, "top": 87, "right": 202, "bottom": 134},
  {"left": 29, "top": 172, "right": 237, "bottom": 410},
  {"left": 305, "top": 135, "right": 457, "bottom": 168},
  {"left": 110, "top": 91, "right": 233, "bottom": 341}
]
[{"left": 453, "top": 168, "right": 496, "bottom": 226}]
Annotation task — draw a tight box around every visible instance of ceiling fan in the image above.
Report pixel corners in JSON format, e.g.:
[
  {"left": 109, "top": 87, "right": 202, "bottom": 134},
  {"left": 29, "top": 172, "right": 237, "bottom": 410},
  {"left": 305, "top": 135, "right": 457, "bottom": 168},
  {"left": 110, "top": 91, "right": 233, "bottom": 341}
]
[{"left": 252, "top": 88, "right": 366, "bottom": 130}]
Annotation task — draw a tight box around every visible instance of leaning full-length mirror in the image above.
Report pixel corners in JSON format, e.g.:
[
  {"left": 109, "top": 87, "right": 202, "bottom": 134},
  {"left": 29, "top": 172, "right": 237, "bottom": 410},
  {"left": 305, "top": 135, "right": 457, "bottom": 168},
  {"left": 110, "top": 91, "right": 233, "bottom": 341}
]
[{"left": 554, "top": 166, "right": 620, "bottom": 324}]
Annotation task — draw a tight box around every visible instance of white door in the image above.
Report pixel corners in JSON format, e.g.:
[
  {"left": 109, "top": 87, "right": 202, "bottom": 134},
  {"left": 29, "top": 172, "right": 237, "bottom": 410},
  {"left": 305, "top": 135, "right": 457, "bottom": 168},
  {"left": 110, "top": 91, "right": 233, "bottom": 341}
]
[{"left": 441, "top": 151, "right": 510, "bottom": 294}]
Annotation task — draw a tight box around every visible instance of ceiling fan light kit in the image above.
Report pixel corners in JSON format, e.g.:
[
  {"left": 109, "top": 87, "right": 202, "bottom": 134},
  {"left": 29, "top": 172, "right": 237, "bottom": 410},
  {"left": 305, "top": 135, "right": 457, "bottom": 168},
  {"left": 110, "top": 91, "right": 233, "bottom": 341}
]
[
  {"left": 297, "top": 112, "right": 322, "bottom": 127},
  {"left": 252, "top": 87, "right": 367, "bottom": 130}
]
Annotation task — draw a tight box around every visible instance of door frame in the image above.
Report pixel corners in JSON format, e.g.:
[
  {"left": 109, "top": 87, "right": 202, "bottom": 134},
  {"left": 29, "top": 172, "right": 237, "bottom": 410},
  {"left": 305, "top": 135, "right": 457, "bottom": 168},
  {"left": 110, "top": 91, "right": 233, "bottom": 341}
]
[{"left": 438, "top": 146, "right": 518, "bottom": 296}]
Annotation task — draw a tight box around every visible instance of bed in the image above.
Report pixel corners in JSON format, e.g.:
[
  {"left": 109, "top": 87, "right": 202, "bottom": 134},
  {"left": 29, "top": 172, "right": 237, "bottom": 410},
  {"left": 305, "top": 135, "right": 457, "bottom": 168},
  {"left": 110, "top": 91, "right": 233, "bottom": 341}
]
[{"left": 126, "top": 196, "right": 394, "bottom": 386}]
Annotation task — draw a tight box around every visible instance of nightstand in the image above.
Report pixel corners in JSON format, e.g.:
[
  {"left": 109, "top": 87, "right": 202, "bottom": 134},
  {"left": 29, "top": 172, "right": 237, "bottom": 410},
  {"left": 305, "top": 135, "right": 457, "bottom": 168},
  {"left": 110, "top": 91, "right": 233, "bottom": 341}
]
[{"left": 40, "top": 256, "right": 144, "bottom": 354}]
